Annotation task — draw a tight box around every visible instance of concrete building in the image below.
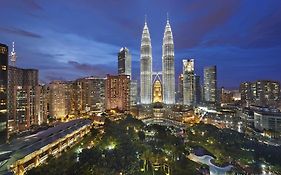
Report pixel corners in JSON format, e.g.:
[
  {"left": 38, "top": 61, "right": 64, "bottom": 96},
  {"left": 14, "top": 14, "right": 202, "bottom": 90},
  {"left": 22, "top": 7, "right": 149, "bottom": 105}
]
[
  {"left": 130, "top": 80, "right": 138, "bottom": 106},
  {"left": 204, "top": 66, "right": 217, "bottom": 105},
  {"left": 0, "top": 43, "right": 8, "bottom": 143},
  {"left": 183, "top": 59, "right": 195, "bottom": 106},
  {"left": 7, "top": 66, "right": 39, "bottom": 133},
  {"left": 254, "top": 111, "right": 281, "bottom": 132},
  {"left": 240, "top": 80, "right": 280, "bottom": 107},
  {"left": 105, "top": 74, "right": 130, "bottom": 112}
]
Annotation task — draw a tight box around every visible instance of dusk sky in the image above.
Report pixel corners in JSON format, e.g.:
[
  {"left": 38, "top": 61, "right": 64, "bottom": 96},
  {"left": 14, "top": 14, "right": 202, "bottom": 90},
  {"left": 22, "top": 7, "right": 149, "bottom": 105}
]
[{"left": 1, "top": 0, "right": 281, "bottom": 88}]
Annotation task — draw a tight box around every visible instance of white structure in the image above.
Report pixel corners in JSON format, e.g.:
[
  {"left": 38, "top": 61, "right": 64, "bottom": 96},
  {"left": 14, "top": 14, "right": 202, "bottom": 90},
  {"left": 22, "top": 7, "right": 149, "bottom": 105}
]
[
  {"left": 183, "top": 59, "right": 195, "bottom": 105},
  {"left": 254, "top": 111, "right": 281, "bottom": 132},
  {"left": 162, "top": 16, "right": 175, "bottom": 104},
  {"left": 140, "top": 18, "right": 153, "bottom": 104}
]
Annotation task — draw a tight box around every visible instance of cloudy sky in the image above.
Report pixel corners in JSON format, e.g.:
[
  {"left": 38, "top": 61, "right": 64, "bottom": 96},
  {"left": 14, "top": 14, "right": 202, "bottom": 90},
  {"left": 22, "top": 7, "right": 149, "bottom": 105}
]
[{"left": 1, "top": 0, "right": 281, "bottom": 88}]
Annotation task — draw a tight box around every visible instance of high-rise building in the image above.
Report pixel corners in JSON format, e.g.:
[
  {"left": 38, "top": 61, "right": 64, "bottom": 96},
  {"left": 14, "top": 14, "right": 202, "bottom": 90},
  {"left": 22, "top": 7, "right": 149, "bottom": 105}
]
[
  {"left": 240, "top": 80, "right": 280, "bottom": 107},
  {"left": 177, "top": 74, "right": 183, "bottom": 104},
  {"left": 0, "top": 43, "right": 8, "bottom": 143},
  {"left": 194, "top": 75, "right": 201, "bottom": 105},
  {"left": 140, "top": 19, "right": 152, "bottom": 104},
  {"left": 7, "top": 66, "right": 39, "bottom": 132},
  {"left": 76, "top": 77, "right": 106, "bottom": 113},
  {"left": 183, "top": 59, "right": 195, "bottom": 105},
  {"left": 162, "top": 17, "right": 175, "bottom": 104},
  {"left": 130, "top": 80, "right": 138, "bottom": 106},
  {"left": 118, "top": 47, "right": 131, "bottom": 78},
  {"left": 48, "top": 81, "right": 67, "bottom": 120},
  {"left": 105, "top": 74, "right": 130, "bottom": 112},
  {"left": 204, "top": 66, "right": 217, "bottom": 104}
]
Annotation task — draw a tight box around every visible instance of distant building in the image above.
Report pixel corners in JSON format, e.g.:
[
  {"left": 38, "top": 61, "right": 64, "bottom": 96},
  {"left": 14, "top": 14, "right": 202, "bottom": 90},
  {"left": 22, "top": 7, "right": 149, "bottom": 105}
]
[
  {"left": 221, "top": 87, "right": 232, "bottom": 104},
  {"left": 254, "top": 111, "right": 281, "bottom": 132},
  {"left": 118, "top": 47, "right": 131, "bottom": 78},
  {"left": 7, "top": 66, "right": 39, "bottom": 133},
  {"left": 204, "top": 66, "right": 217, "bottom": 104},
  {"left": 0, "top": 43, "right": 8, "bottom": 143},
  {"left": 76, "top": 77, "right": 106, "bottom": 113},
  {"left": 130, "top": 80, "right": 138, "bottom": 106},
  {"left": 48, "top": 81, "right": 68, "bottom": 120},
  {"left": 240, "top": 80, "right": 280, "bottom": 107},
  {"left": 105, "top": 74, "right": 130, "bottom": 112},
  {"left": 183, "top": 59, "right": 195, "bottom": 106},
  {"left": 194, "top": 75, "right": 201, "bottom": 105},
  {"left": 177, "top": 74, "right": 183, "bottom": 103}
]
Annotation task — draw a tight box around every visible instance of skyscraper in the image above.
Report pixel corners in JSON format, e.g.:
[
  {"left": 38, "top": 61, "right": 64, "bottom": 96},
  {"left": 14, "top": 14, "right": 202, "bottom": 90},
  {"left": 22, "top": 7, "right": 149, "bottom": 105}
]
[
  {"left": 162, "top": 17, "right": 175, "bottom": 104},
  {"left": 204, "top": 66, "right": 217, "bottom": 104},
  {"left": 8, "top": 67, "right": 39, "bottom": 132},
  {"left": 140, "top": 19, "right": 152, "bottom": 104},
  {"left": 118, "top": 47, "right": 131, "bottom": 78},
  {"left": 183, "top": 59, "right": 195, "bottom": 105},
  {"left": 0, "top": 43, "right": 8, "bottom": 143}
]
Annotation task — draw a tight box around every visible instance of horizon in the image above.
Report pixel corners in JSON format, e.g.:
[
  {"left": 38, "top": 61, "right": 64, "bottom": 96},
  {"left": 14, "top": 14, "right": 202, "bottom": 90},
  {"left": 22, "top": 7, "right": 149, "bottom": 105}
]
[{"left": 1, "top": 0, "right": 281, "bottom": 88}]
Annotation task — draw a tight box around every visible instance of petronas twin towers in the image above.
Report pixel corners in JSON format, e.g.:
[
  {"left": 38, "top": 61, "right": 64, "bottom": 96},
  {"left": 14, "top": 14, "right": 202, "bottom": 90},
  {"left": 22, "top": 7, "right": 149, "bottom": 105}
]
[{"left": 140, "top": 17, "right": 175, "bottom": 104}]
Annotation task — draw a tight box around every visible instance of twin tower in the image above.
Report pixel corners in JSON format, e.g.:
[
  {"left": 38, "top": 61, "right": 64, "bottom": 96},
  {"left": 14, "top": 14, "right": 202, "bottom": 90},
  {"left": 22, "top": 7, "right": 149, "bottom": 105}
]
[{"left": 140, "top": 17, "right": 175, "bottom": 104}]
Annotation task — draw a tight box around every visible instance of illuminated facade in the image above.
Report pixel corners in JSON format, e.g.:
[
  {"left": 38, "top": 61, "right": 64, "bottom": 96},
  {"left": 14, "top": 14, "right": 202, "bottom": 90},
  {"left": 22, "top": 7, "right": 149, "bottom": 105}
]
[
  {"left": 240, "top": 80, "right": 280, "bottom": 107},
  {"left": 49, "top": 81, "right": 68, "bottom": 120},
  {"left": 162, "top": 17, "right": 175, "bottom": 104},
  {"left": 153, "top": 80, "right": 162, "bottom": 103},
  {"left": 130, "top": 80, "right": 138, "bottom": 106},
  {"left": 0, "top": 43, "right": 8, "bottom": 143},
  {"left": 204, "top": 66, "right": 217, "bottom": 104},
  {"left": 76, "top": 77, "right": 106, "bottom": 112},
  {"left": 118, "top": 47, "right": 131, "bottom": 78},
  {"left": 140, "top": 19, "right": 152, "bottom": 104},
  {"left": 183, "top": 59, "right": 195, "bottom": 105},
  {"left": 8, "top": 66, "right": 39, "bottom": 132},
  {"left": 105, "top": 74, "right": 130, "bottom": 112}
]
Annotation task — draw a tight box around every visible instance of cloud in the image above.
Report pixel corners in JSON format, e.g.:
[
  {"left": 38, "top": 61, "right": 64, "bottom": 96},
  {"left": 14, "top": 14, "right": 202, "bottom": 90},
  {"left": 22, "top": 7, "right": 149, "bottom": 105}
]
[
  {"left": 175, "top": 0, "right": 241, "bottom": 49},
  {"left": 0, "top": 27, "right": 42, "bottom": 38},
  {"left": 24, "top": 0, "right": 43, "bottom": 11},
  {"left": 68, "top": 61, "right": 116, "bottom": 76}
]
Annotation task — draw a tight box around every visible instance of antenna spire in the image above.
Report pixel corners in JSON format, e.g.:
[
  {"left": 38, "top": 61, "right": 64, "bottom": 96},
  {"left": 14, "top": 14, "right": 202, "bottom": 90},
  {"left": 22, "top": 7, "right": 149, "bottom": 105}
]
[
  {"left": 167, "top": 12, "right": 169, "bottom": 22},
  {"left": 145, "top": 14, "right": 147, "bottom": 24}
]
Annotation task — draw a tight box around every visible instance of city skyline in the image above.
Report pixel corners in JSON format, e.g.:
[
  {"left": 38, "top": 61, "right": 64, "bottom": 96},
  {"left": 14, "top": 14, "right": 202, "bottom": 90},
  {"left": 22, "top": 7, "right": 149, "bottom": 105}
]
[{"left": 1, "top": 0, "right": 281, "bottom": 88}]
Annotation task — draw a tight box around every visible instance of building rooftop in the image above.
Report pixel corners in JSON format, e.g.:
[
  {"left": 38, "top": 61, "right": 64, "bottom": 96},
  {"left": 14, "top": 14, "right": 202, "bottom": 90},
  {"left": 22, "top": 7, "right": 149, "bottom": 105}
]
[{"left": 0, "top": 119, "right": 92, "bottom": 174}]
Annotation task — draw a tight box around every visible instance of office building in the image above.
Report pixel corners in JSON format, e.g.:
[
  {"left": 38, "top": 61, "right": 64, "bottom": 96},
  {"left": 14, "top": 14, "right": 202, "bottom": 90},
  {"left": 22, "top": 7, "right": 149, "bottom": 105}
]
[
  {"left": 204, "top": 66, "right": 217, "bottom": 104},
  {"left": 140, "top": 19, "right": 153, "bottom": 104},
  {"left": 183, "top": 59, "right": 195, "bottom": 105},
  {"left": 7, "top": 66, "right": 39, "bottom": 132},
  {"left": 162, "top": 17, "right": 175, "bottom": 104},
  {"left": 118, "top": 47, "right": 131, "bottom": 78}
]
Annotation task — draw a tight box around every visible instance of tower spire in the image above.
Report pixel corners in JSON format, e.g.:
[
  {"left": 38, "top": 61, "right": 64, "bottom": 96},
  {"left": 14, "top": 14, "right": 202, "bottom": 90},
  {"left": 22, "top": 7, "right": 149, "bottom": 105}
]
[
  {"left": 145, "top": 14, "right": 147, "bottom": 24},
  {"left": 167, "top": 12, "right": 169, "bottom": 22}
]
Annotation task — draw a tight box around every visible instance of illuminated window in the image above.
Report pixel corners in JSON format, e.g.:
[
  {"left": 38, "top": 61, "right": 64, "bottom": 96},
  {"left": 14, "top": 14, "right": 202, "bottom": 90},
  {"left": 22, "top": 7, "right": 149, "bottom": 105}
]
[{"left": 1, "top": 65, "right": 6, "bottom": 71}]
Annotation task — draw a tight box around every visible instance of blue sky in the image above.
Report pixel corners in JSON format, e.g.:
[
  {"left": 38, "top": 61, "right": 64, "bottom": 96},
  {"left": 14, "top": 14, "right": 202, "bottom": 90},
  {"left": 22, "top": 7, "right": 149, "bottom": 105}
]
[{"left": 0, "top": 0, "right": 281, "bottom": 88}]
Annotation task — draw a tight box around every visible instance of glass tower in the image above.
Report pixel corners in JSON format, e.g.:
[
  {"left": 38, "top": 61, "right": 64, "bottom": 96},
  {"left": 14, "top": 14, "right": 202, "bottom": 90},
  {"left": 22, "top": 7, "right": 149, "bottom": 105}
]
[
  {"left": 162, "top": 18, "right": 175, "bottom": 104},
  {"left": 140, "top": 19, "right": 152, "bottom": 104}
]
